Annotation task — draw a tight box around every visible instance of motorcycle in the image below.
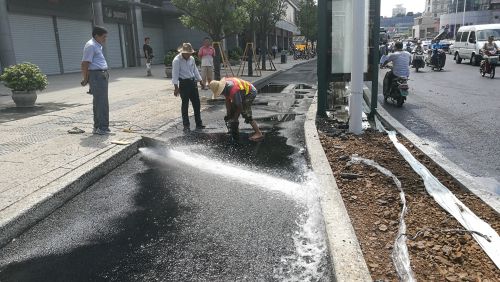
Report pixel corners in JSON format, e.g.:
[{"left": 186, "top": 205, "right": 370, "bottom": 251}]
[
  {"left": 480, "top": 50, "right": 498, "bottom": 79},
  {"left": 425, "top": 48, "right": 446, "bottom": 71},
  {"left": 412, "top": 51, "right": 425, "bottom": 72},
  {"left": 381, "top": 65, "right": 409, "bottom": 107}
]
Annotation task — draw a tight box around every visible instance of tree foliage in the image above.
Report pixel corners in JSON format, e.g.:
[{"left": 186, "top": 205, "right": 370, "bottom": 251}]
[
  {"left": 171, "top": 0, "right": 248, "bottom": 41},
  {"left": 245, "top": 0, "right": 287, "bottom": 69},
  {"left": 246, "top": 0, "right": 287, "bottom": 36},
  {"left": 296, "top": 0, "right": 317, "bottom": 44}
]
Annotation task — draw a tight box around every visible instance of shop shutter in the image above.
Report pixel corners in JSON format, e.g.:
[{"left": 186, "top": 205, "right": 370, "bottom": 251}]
[
  {"left": 104, "top": 24, "right": 123, "bottom": 69},
  {"left": 8, "top": 14, "right": 60, "bottom": 75},
  {"left": 143, "top": 27, "right": 165, "bottom": 64},
  {"left": 57, "top": 18, "right": 93, "bottom": 73}
]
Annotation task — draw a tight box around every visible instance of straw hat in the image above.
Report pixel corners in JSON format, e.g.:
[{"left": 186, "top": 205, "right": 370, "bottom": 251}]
[
  {"left": 209, "top": 78, "right": 227, "bottom": 96},
  {"left": 177, "top": 43, "right": 195, "bottom": 54}
]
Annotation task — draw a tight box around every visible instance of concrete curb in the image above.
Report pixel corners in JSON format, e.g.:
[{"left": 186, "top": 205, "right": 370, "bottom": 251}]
[
  {"left": 0, "top": 137, "right": 142, "bottom": 247},
  {"left": 304, "top": 94, "right": 372, "bottom": 281},
  {"left": 375, "top": 105, "right": 500, "bottom": 214}
]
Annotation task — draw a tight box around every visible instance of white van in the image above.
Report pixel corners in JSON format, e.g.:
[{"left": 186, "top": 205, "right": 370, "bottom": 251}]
[{"left": 454, "top": 24, "right": 500, "bottom": 66}]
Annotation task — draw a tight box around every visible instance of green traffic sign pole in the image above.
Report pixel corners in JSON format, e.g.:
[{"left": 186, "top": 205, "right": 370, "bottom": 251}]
[
  {"left": 316, "top": 0, "right": 328, "bottom": 117},
  {"left": 369, "top": 0, "right": 381, "bottom": 120}
]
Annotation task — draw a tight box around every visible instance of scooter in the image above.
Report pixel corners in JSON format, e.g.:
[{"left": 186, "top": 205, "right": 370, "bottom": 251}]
[
  {"left": 480, "top": 50, "right": 498, "bottom": 79},
  {"left": 381, "top": 66, "right": 409, "bottom": 107},
  {"left": 425, "top": 48, "right": 446, "bottom": 71},
  {"left": 412, "top": 51, "right": 425, "bottom": 72}
]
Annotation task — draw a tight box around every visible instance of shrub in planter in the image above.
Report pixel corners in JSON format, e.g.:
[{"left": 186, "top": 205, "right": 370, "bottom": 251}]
[
  {"left": 0, "top": 62, "right": 48, "bottom": 107},
  {"left": 163, "top": 50, "right": 178, "bottom": 78}
]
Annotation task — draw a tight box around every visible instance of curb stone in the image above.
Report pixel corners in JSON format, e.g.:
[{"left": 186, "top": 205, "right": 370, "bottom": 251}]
[
  {"left": 304, "top": 93, "right": 372, "bottom": 281},
  {"left": 0, "top": 137, "right": 142, "bottom": 247}
]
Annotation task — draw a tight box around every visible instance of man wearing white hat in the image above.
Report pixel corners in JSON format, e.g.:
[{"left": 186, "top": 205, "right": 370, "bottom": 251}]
[
  {"left": 209, "top": 77, "right": 263, "bottom": 141},
  {"left": 172, "top": 42, "right": 205, "bottom": 132}
]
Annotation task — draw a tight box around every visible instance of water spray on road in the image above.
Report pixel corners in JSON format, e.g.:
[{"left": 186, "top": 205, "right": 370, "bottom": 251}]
[{"left": 139, "top": 146, "right": 330, "bottom": 280}]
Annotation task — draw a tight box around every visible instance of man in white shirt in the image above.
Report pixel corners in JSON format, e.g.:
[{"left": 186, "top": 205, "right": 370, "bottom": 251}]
[
  {"left": 381, "top": 41, "right": 411, "bottom": 95},
  {"left": 81, "top": 26, "right": 110, "bottom": 135},
  {"left": 172, "top": 43, "right": 205, "bottom": 132}
]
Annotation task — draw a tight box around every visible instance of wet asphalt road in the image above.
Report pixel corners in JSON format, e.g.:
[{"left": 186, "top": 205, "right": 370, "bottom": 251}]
[
  {"left": 379, "top": 55, "right": 500, "bottom": 189},
  {"left": 0, "top": 61, "right": 330, "bottom": 281}
]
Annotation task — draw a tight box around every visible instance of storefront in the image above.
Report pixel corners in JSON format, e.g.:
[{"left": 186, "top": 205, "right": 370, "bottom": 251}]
[{"left": 0, "top": 0, "right": 179, "bottom": 74}]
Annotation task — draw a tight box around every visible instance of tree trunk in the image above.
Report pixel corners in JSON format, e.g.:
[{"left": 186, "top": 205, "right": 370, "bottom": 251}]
[
  {"left": 213, "top": 36, "right": 222, "bottom": 80},
  {"left": 260, "top": 36, "right": 266, "bottom": 71},
  {"left": 214, "top": 53, "right": 221, "bottom": 80}
]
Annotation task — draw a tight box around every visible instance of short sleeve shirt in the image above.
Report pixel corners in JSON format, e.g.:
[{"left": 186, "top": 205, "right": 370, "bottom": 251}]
[
  {"left": 82, "top": 38, "right": 108, "bottom": 70},
  {"left": 384, "top": 51, "right": 411, "bottom": 77}
]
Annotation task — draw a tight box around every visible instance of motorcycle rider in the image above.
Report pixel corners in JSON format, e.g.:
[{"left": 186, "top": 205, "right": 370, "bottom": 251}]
[
  {"left": 412, "top": 40, "right": 424, "bottom": 53},
  {"left": 381, "top": 41, "right": 411, "bottom": 95},
  {"left": 481, "top": 36, "right": 499, "bottom": 71},
  {"left": 482, "top": 35, "right": 499, "bottom": 54},
  {"left": 430, "top": 39, "right": 444, "bottom": 64}
]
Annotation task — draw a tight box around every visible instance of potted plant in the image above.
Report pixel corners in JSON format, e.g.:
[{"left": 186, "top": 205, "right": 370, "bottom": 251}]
[
  {"left": 163, "top": 50, "right": 178, "bottom": 78},
  {"left": 0, "top": 62, "right": 48, "bottom": 107}
]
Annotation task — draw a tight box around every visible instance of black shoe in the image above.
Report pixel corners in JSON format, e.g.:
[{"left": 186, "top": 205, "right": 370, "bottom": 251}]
[
  {"left": 183, "top": 126, "right": 190, "bottom": 133},
  {"left": 195, "top": 124, "right": 206, "bottom": 130}
]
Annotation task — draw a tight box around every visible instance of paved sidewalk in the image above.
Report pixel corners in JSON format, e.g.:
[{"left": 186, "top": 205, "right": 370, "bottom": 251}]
[{"left": 0, "top": 56, "right": 307, "bottom": 246}]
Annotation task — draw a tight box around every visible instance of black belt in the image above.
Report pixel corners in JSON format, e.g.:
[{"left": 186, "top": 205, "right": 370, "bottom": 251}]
[
  {"left": 179, "top": 77, "right": 195, "bottom": 81},
  {"left": 89, "top": 69, "right": 108, "bottom": 72}
]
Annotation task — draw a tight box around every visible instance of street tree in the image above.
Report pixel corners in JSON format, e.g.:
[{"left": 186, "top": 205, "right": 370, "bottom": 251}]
[
  {"left": 296, "top": 0, "right": 317, "bottom": 51},
  {"left": 171, "top": 0, "right": 248, "bottom": 79},
  {"left": 245, "top": 0, "right": 287, "bottom": 70}
]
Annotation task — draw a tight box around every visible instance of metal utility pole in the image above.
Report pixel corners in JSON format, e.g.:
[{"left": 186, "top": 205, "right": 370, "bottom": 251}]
[
  {"left": 462, "top": 0, "right": 467, "bottom": 27},
  {"left": 349, "top": 0, "right": 365, "bottom": 134},
  {"left": 369, "top": 0, "right": 381, "bottom": 121},
  {"left": 316, "top": 0, "right": 328, "bottom": 117},
  {"left": 454, "top": 0, "right": 459, "bottom": 37}
]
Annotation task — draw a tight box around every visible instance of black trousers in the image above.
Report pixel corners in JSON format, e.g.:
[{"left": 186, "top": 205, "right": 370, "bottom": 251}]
[
  {"left": 179, "top": 78, "right": 202, "bottom": 127},
  {"left": 383, "top": 71, "right": 396, "bottom": 95}
]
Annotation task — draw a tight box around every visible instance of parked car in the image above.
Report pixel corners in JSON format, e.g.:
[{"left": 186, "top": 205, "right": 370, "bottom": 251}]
[
  {"left": 454, "top": 24, "right": 500, "bottom": 65},
  {"left": 421, "top": 40, "right": 432, "bottom": 50},
  {"left": 448, "top": 43, "right": 454, "bottom": 54},
  {"left": 439, "top": 40, "right": 453, "bottom": 53}
]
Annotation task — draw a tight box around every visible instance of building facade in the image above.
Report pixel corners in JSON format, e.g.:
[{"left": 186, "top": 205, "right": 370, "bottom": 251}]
[
  {"left": 440, "top": 0, "right": 500, "bottom": 36},
  {"left": 413, "top": 0, "right": 448, "bottom": 39},
  {"left": 392, "top": 4, "right": 406, "bottom": 17},
  {"left": 381, "top": 15, "right": 415, "bottom": 37},
  {"left": 0, "top": 0, "right": 298, "bottom": 75}
]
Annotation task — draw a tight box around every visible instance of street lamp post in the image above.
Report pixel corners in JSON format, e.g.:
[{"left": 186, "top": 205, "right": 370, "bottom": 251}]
[
  {"left": 462, "top": 0, "right": 467, "bottom": 27},
  {"left": 349, "top": 0, "right": 365, "bottom": 135},
  {"left": 454, "top": 0, "right": 459, "bottom": 37}
]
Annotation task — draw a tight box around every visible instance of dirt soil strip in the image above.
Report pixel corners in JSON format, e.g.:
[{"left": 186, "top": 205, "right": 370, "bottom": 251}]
[{"left": 318, "top": 122, "right": 500, "bottom": 282}]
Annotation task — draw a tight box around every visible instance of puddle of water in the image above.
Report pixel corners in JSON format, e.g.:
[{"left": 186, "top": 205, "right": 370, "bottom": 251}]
[
  {"left": 139, "top": 147, "right": 330, "bottom": 281},
  {"left": 255, "top": 113, "right": 298, "bottom": 123},
  {"left": 259, "top": 84, "right": 288, "bottom": 93},
  {"left": 295, "top": 84, "right": 313, "bottom": 90}
]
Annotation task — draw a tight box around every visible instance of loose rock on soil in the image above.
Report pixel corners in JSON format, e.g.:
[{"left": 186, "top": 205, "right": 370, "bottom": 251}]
[{"left": 317, "top": 118, "right": 500, "bottom": 281}]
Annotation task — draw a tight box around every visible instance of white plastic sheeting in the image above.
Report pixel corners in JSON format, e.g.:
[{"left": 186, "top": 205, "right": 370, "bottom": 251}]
[
  {"left": 375, "top": 117, "right": 500, "bottom": 269},
  {"left": 350, "top": 156, "right": 416, "bottom": 281}
]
